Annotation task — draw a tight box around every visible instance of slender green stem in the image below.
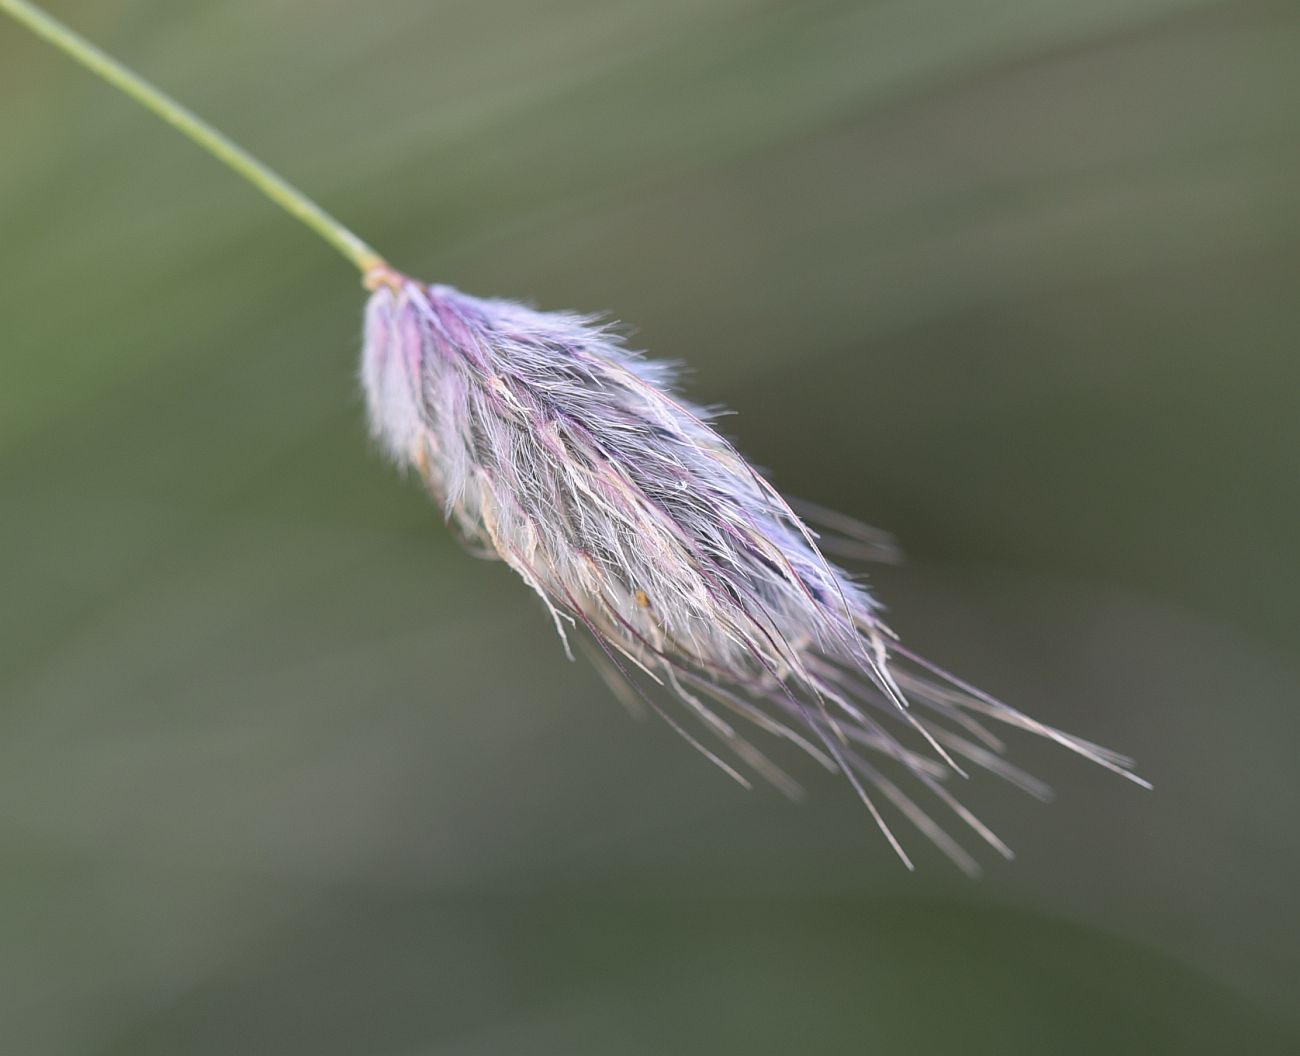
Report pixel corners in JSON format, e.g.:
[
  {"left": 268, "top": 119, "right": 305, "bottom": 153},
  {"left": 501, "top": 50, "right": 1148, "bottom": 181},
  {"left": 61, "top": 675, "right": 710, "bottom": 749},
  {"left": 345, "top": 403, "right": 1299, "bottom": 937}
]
[{"left": 1, "top": 0, "right": 386, "bottom": 277}]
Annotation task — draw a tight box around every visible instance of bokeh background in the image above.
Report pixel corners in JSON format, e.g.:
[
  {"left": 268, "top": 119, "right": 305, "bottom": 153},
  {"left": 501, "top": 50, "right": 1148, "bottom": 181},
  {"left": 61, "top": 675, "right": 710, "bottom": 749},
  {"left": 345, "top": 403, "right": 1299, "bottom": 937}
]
[{"left": 2, "top": 1, "right": 1298, "bottom": 1053}]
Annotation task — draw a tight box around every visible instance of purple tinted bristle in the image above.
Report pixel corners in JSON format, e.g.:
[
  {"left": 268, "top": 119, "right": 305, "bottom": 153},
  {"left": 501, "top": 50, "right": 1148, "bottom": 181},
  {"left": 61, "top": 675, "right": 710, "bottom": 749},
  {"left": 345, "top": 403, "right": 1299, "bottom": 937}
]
[{"left": 361, "top": 276, "right": 1148, "bottom": 874}]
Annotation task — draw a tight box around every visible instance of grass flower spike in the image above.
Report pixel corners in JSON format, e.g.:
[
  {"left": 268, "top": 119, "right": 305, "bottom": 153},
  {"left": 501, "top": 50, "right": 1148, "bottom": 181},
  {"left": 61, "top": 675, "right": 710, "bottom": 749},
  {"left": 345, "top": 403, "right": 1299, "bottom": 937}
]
[
  {"left": 360, "top": 269, "right": 1149, "bottom": 874},
  {"left": 3, "top": 0, "right": 1148, "bottom": 875}
]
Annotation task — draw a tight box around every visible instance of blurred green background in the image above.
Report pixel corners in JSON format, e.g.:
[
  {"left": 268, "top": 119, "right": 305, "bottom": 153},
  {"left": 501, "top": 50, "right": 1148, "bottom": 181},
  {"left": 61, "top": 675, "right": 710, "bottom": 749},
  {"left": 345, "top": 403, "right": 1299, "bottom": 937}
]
[{"left": 2, "top": 1, "right": 1298, "bottom": 1053}]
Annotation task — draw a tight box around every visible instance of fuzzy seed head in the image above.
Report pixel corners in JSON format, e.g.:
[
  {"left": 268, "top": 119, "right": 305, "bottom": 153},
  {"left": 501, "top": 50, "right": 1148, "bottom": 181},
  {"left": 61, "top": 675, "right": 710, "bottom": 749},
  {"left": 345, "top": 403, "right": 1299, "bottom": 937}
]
[{"left": 361, "top": 277, "right": 1147, "bottom": 874}]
